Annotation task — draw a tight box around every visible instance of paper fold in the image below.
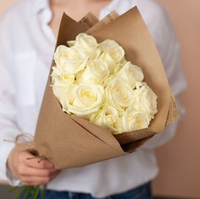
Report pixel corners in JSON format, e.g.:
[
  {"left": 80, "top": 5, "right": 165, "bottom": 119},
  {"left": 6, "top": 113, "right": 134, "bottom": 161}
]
[{"left": 34, "top": 7, "right": 179, "bottom": 169}]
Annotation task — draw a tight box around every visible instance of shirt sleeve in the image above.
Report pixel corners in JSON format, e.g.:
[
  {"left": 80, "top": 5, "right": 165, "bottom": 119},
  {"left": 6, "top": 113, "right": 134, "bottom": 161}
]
[
  {"left": 0, "top": 15, "right": 21, "bottom": 184},
  {"left": 139, "top": 3, "right": 187, "bottom": 150}
]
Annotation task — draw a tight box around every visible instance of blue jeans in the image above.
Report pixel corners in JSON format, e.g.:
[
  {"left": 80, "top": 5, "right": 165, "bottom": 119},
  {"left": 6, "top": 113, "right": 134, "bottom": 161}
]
[{"left": 20, "top": 182, "right": 152, "bottom": 199}]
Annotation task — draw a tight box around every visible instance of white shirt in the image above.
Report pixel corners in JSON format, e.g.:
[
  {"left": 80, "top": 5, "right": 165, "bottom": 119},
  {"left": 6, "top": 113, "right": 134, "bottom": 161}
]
[{"left": 0, "top": 0, "right": 187, "bottom": 197}]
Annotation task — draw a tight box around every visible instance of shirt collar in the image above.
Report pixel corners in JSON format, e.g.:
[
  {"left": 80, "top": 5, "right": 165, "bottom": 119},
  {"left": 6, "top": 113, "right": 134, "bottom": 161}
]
[{"left": 29, "top": 0, "right": 50, "bottom": 15}]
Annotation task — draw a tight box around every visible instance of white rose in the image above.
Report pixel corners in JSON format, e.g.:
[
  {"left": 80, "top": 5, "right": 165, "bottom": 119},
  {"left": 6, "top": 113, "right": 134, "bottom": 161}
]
[
  {"left": 132, "top": 82, "right": 158, "bottom": 118},
  {"left": 99, "top": 39, "right": 125, "bottom": 74},
  {"left": 51, "top": 84, "right": 70, "bottom": 109},
  {"left": 51, "top": 66, "right": 75, "bottom": 85},
  {"left": 105, "top": 78, "right": 134, "bottom": 111},
  {"left": 68, "top": 33, "right": 101, "bottom": 59},
  {"left": 51, "top": 77, "right": 74, "bottom": 102},
  {"left": 122, "top": 107, "right": 151, "bottom": 131},
  {"left": 116, "top": 61, "right": 144, "bottom": 88},
  {"left": 62, "top": 83, "right": 104, "bottom": 118},
  {"left": 51, "top": 67, "right": 75, "bottom": 102},
  {"left": 54, "top": 45, "right": 88, "bottom": 74},
  {"left": 76, "top": 59, "right": 110, "bottom": 85},
  {"left": 90, "top": 105, "right": 123, "bottom": 134}
]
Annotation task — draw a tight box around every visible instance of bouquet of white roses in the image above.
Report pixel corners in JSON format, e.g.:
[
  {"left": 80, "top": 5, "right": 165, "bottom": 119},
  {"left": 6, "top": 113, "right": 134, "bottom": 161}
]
[
  {"left": 11, "top": 7, "right": 180, "bottom": 199},
  {"left": 32, "top": 7, "right": 179, "bottom": 169},
  {"left": 51, "top": 33, "right": 158, "bottom": 134}
]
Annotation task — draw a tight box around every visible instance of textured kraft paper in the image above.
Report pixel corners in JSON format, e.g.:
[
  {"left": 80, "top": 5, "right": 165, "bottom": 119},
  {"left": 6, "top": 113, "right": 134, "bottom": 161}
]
[{"left": 34, "top": 7, "right": 179, "bottom": 169}]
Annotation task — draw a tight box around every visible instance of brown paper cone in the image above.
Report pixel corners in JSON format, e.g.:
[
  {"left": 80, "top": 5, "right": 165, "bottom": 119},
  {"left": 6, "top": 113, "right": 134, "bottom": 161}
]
[{"left": 34, "top": 7, "right": 179, "bottom": 169}]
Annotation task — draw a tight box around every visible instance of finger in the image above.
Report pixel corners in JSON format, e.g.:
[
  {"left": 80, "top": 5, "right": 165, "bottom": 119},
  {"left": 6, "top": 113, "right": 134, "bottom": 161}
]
[
  {"left": 21, "top": 176, "right": 51, "bottom": 186},
  {"left": 26, "top": 158, "right": 55, "bottom": 169},
  {"left": 20, "top": 151, "right": 55, "bottom": 169},
  {"left": 17, "top": 166, "right": 59, "bottom": 178},
  {"left": 20, "top": 170, "right": 60, "bottom": 186}
]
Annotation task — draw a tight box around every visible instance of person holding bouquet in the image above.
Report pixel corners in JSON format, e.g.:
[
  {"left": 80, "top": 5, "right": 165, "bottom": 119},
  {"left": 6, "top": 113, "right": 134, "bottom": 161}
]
[{"left": 0, "top": 0, "right": 186, "bottom": 198}]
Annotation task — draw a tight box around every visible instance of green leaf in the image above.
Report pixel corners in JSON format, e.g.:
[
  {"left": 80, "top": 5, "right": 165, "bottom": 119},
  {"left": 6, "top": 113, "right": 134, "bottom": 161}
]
[
  {"left": 14, "top": 186, "right": 26, "bottom": 199},
  {"left": 40, "top": 185, "right": 46, "bottom": 199},
  {"left": 9, "top": 186, "right": 19, "bottom": 193},
  {"left": 30, "top": 186, "right": 40, "bottom": 199},
  {"left": 23, "top": 186, "right": 34, "bottom": 199},
  {"left": 10, "top": 185, "right": 46, "bottom": 199}
]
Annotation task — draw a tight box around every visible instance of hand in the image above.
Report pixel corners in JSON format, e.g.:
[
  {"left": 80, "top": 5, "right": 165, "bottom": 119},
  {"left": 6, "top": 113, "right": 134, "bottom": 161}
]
[{"left": 7, "top": 146, "right": 60, "bottom": 186}]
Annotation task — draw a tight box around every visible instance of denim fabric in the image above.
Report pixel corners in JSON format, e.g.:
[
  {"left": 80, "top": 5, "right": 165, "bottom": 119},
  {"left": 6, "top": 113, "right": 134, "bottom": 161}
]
[{"left": 20, "top": 182, "right": 152, "bottom": 199}]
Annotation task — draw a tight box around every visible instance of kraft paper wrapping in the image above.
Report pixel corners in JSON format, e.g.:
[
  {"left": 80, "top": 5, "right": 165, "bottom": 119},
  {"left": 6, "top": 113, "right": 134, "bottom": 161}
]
[{"left": 34, "top": 7, "right": 179, "bottom": 169}]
